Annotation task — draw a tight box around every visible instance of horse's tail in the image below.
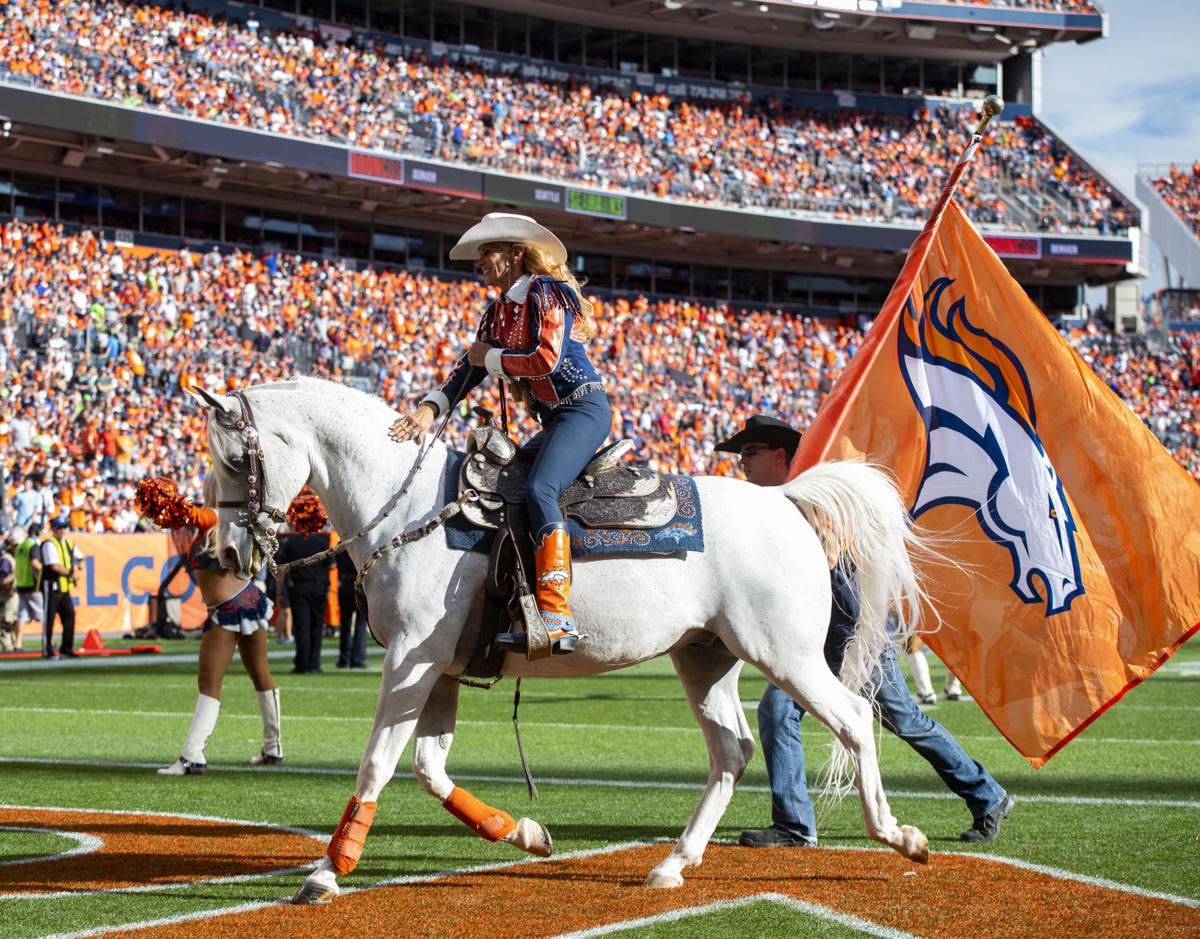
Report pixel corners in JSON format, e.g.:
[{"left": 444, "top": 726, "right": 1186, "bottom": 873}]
[
  {"left": 781, "top": 460, "right": 933, "bottom": 702},
  {"left": 781, "top": 460, "right": 936, "bottom": 802}
]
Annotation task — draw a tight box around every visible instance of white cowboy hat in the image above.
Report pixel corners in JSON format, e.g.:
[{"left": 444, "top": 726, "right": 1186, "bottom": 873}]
[{"left": 448, "top": 213, "right": 567, "bottom": 266}]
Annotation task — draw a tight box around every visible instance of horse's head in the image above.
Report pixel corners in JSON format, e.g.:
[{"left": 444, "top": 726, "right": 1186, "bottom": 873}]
[
  {"left": 187, "top": 384, "right": 311, "bottom": 579},
  {"left": 899, "top": 277, "right": 1084, "bottom": 616}
]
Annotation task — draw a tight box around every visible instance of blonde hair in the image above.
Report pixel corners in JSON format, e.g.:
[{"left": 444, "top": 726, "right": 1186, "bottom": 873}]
[{"left": 520, "top": 243, "right": 597, "bottom": 341}]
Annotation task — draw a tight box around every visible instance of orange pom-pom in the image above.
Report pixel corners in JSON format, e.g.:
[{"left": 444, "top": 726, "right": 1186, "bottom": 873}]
[
  {"left": 135, "top": 477, "right": 178, "bottom": 526},
  {"left": 287, "top": 487, "right": 328, "bottom": 533},
  {"left": 135, "top": 477, "right": 196, "bottom": 529}
]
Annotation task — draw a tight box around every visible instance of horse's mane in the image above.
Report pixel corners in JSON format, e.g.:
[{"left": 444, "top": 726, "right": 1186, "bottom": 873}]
[{"left": 248, "top": 377, "right": 403, "bottom": 428}]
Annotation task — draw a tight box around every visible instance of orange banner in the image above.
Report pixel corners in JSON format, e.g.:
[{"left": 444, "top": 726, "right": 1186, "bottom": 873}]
[
  {"left": 67, "top": 533, "right": 208, "bottom": 633},
  {"left": 795, "top": 199, "right": 1200, "bottom": 766}
]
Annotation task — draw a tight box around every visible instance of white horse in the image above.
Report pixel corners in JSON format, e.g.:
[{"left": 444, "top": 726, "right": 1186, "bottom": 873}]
[{"left": 189, "top": 377, "right": 934, "bottom": 903}]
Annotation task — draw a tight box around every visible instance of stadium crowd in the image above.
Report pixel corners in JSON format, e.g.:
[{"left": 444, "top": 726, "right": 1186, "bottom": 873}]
[
  {"left": 0, "top": 0, "right": 1129, "bottom": 234},
  {"left": 934, "top": 0, "right": 1098, "bottom": 11},
  {"left": 2, "top": 218, "right": 1197, "bottom": 537},
  {"left": 1151, "top": 163, "right": 1200, "bottom": 240}
]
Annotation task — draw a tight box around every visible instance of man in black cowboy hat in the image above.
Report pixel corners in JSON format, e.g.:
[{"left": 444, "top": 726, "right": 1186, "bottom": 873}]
[
  {"left": 714, "top": 415, "right": 801, "bottom": 489},
  {"left": 716, "top": 415, "right": 1014, "bottom": 848}
]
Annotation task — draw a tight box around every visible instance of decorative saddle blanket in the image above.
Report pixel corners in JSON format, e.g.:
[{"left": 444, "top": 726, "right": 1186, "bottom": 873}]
[{"left": 442, "top": 450, "right": 705, "bottom": 558}]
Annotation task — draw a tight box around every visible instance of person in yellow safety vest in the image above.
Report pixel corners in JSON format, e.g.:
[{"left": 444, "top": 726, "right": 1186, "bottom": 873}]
[
  {"left": 40, "top": 516, "right": 81, "bottom": 659},
  {"left": 12, "top": 523, "right": 43, "bottom": 645}
]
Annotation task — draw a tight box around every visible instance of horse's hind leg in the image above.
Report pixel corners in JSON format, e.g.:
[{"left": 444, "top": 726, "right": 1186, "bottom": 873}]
[
  {"left": 293, "top": 651, "right": 441, "bottom": 904},
  {"left": 764, "top": 659, "right": 928, "bottom": 864},
  {"left": 645, "top": 642, "right": 754, "bottom": 889},
  {"left": 412, "top": 674, "right": 551, "bottom": 858}
]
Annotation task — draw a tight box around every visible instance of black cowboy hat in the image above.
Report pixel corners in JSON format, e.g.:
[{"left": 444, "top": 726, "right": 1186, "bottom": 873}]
[{"left": 715, "top": 414, "right": 802, "bottom": 457}]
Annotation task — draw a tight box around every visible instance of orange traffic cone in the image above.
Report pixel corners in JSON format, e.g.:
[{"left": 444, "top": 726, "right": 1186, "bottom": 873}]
[{"left": 82, "top": 630, "right": 106, "bottom": 652}]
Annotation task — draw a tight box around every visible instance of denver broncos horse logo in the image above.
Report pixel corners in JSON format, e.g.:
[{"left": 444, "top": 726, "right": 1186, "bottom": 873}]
[{"left": 898, "top": 277, "right": 1084, "bottom": 615}]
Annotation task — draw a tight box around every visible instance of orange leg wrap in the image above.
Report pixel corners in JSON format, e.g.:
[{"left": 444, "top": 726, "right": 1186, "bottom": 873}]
[
  {"left": 326, "top": 796, "right": 377, "bottom": 875},
  {"left": 442, "top": 786, "right": 517, "bottom": 842}
]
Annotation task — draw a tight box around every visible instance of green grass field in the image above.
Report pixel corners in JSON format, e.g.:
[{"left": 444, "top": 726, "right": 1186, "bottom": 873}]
[{"left": 1, "top": 634, "right": 1197, "bottom": 938}]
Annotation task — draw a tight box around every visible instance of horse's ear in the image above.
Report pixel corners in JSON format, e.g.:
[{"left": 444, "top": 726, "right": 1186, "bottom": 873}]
[{"left": 186, "top": 384, "right": 239, "bottom": 422}]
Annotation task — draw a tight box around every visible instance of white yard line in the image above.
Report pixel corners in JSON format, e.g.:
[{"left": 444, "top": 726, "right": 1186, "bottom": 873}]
[
  {"left": 551, "top": 893, "right": 923, "bottom": 939},
  {"left": 4, "top": 705, "right": 1198, "bottom": 746},
  {"left": 36, "top": 840, "right": 651, "bottom": 939},
  {"left": 0, "top": 827, "right": 102, "bottom": 868},
  {"left": 1, "top": 756, "right": 1198, "bottom": 811}
]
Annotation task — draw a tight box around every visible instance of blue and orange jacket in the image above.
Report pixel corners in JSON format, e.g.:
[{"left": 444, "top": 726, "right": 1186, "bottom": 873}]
[{"left": 422, "top": 274, "right": 605, "bottom": 416}]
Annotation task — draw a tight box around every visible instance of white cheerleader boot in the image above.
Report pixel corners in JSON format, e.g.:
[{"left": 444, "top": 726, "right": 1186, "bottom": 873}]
[
  {"left": 249, "top": 688, "right": 283, "bottom": 765},
  {"left": 159, "top": 693, "right": 219, "bottom": 775}
]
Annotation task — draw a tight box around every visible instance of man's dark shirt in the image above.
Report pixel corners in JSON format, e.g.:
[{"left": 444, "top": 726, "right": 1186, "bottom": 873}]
[{"left": 275, "top": 533, "right": 333, "bottom": 599}]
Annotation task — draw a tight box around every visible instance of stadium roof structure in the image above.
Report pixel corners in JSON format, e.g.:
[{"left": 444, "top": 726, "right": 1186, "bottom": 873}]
[{"left": 489, "top": 0, "right": 1106, "bottom": 60}]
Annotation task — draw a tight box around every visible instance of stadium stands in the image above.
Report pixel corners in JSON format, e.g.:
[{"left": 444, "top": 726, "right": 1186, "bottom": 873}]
[
  {"left": 932, "top": 1, "right": 1098, "bottom": 11},
  {"left": 0, "top": 0, "right": 1131, "bottom": 234},
  {"left": 2, "top": 218, "right": 1196, "bottom": 536},
  {"left": 1151, "top": 164, "right": 1200, "bottom": 240}
]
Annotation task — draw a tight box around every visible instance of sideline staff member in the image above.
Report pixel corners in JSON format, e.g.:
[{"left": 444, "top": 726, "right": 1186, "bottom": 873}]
[{"left": 41, "top": 515, "right": 81, "bottom": 659}]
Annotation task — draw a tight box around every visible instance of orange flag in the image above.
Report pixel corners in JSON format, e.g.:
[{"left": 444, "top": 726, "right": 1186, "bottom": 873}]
[{"left": 794, "top": 195, "right": 1200, "bottom": 767}]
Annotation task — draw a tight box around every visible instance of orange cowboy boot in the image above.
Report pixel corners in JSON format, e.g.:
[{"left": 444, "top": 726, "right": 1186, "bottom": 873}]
[{"left": 497, "top": 525, "right": 578, "bottom": 655}]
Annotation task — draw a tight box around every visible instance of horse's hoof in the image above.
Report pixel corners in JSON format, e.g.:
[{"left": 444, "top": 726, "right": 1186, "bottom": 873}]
[
  {"left": 291, "top": 877, "right": 339, "bottom": 905},
  {"left": 505, "top": 817, "right": 553, "bottom": 858},
  {"left": 898, "top": 825, "right": 929, "bottom": 865},
  {"left": 643, "top": 868, "right": 684, "bottom": 889}
]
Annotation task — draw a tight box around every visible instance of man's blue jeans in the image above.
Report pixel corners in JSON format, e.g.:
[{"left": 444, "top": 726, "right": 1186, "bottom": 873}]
[{"left": 759, "top": 569, "right": 1007, "bottom": 841}]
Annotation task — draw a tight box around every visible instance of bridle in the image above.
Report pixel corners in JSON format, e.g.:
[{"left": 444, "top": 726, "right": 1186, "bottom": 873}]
[
  {"left": 208, "top": 386, "right": 473, "bottom": 583},
  {"left": 215, "top": 390, "right": 288, "bottom": 572}
]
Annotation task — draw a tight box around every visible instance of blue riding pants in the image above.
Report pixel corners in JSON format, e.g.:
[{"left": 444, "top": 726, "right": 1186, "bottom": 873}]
[
  {"left": 759, "top": 568, "right": 1007, "bottom": 841},
  {"left": 524, "top": 390, "right": 612, "bottom": 540}
]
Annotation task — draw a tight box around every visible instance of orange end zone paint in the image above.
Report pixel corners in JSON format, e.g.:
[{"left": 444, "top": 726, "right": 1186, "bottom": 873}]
[
  {"left": 115, "top": 843, "right": 1199, "bottom": 939},
  {"left": 0, "top": 807, "right": 324, "bottom": 895}
]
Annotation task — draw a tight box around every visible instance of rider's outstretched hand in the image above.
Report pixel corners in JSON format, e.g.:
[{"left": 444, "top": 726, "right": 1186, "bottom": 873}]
[{"left": 389, "top": 403, "right": 436, "bottom": 443}]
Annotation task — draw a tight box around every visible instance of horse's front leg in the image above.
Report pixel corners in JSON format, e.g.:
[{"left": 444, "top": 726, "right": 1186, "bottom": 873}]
[
  {"left": 292, "top": 645, "right": 441, "bottom": 905},
  {"left": 412, "top": 674, "right": 552, "bottom": 858}
]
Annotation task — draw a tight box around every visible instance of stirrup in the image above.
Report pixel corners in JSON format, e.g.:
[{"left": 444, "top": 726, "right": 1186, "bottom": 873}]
[
  {"left": 157, "top": 756, "right": 206, "bottom": 776},
  {"left": 248, "top": 750, "right": 284, "bottom": 766},
  {"left": 496, "top": 630, "right": 578, "bottom": 656}
]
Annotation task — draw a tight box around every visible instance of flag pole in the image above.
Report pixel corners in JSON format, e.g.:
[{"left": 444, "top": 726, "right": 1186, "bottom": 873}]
[{"left": 793, "top": 95, "right": 1005, "bottom": 470}]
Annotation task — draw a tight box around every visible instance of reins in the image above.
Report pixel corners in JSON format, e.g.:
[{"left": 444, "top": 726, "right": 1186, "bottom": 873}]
[{"left": 266, "top": 390, "right": 463, "bottom": 584}]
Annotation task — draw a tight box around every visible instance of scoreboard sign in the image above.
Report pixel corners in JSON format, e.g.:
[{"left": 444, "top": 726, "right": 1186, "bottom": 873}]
[
  {"left": 347, "top": 151, "right": 405, "bottom": 185},
  {"left": 984, "top": 234, "right": 1042, "bottom": 260},
  {"left": 565, "top": 188, "right": 627, "bottom": 220}
]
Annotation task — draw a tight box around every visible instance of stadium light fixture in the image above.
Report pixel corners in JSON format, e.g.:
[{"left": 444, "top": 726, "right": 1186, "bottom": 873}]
[
  {"left": 662, "top": 0, "right": 686, "bottom": 9},
  {"left": 92, "top": 141, "right": 116, "bottom": 156},
  {"left": 0, "top": 119, "right": 11, "bottom": 138}
]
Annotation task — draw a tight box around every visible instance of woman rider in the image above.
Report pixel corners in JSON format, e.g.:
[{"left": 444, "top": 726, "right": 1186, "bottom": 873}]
[
  {"left": 136, "top": 476, "right": 288, "bottom": 775},
  {"left": 388, "top": 213, "right": 611, "bottom": 655}
]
